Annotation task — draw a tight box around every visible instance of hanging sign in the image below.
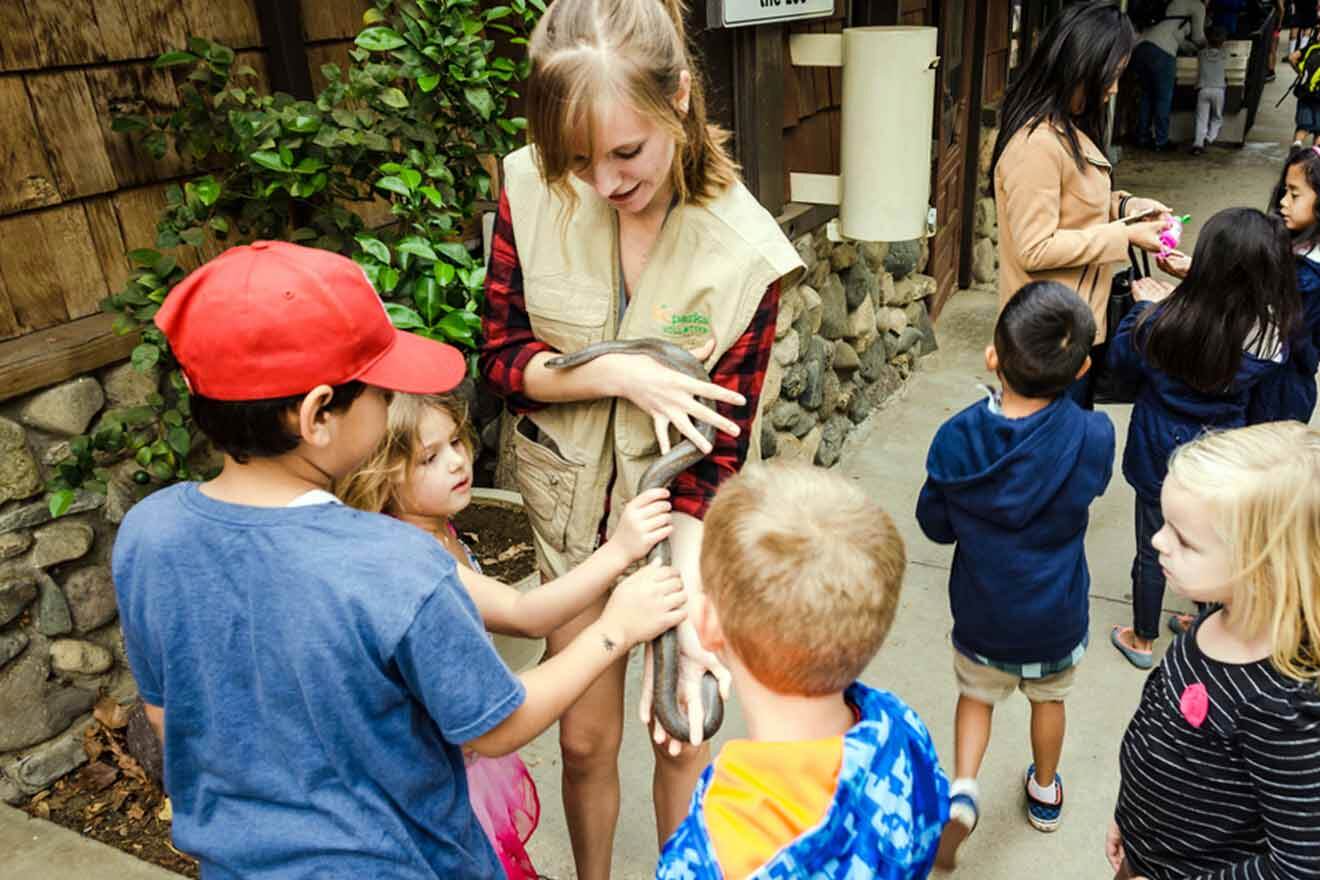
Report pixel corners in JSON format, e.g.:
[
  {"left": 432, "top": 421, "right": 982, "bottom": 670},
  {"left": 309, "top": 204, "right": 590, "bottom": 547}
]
[{"left": 708, "top": 0, "right": 835, "bottom": 28}]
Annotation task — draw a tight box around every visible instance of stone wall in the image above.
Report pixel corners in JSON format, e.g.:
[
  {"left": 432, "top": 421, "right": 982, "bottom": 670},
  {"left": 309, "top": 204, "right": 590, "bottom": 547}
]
[
  {"left": 971, "top": 126, "right": 1000, "bottom": 290},
  {"left": 760, "top": 229, "right": 938, "bottom": 468},
  {"left": 0, "top": 364, "right": 158, "bottom": 804}
]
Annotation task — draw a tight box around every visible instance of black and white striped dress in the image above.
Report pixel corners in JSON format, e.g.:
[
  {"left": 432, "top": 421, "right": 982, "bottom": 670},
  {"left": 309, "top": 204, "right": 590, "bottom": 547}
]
[{"left": 1115, "top": 612, "right": 1320, "bottom": 880}]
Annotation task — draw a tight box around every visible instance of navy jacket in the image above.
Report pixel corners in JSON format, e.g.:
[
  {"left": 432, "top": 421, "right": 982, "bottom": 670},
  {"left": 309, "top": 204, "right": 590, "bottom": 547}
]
[
  {"left": 916, "top": 394, "right": 1114, "bottom": 666},
  {"left": 1109, "top": 301, "right": 1285, "bottom": 502},
  {"left": 1248, "top": 253, "right": 1320, "bottom": 424}
]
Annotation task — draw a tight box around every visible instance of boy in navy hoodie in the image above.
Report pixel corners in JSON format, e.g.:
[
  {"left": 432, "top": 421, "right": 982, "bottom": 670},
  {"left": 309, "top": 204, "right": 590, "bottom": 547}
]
[{"left": 916, "top": 281, "right": 1114, "bottom": 867}]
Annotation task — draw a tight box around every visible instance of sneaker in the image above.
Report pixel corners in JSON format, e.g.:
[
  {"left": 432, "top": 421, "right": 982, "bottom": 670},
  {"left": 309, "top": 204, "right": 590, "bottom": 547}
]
[
  {"left": 935, "top": 779, "right": 979, "bottom": 869},
  {"left": 1265, "top": 70, "right": 1277, "bottom": 83},
  {"left": 1024, "top": 766, "right": 1064, "bottom": 832}
]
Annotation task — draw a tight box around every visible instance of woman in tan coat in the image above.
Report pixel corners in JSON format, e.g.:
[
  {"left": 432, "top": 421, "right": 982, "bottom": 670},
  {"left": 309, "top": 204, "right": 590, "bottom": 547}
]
[{"left": 994, "top": 2, "right": 1169, "bottom": 407}]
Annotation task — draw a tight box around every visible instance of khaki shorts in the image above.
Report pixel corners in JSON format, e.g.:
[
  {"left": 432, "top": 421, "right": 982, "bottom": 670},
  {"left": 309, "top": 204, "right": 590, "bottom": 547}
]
[{"left": 953, "top": 650, "right": 1078, "bottom": 704}]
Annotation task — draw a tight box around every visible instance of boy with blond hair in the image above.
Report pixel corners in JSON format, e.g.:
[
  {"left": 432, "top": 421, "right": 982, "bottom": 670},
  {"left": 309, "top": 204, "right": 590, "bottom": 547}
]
[{"left": 656, "top": 462, "right": 950, "bottom": 880}]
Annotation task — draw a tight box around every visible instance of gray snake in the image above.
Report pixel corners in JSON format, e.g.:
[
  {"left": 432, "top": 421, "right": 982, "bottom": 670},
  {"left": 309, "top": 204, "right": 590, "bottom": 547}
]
[{"left": 545, "top": 338, "right": 725, "bottom": 743}]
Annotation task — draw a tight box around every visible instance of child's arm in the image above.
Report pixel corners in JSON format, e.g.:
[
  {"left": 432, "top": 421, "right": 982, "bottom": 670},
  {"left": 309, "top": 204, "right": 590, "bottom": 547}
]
[
  {"left": 915, "top": 479, "right": 956, "bottom": 544},
  {"left": 1105, "top": 300, "right": 1155, "bottom": 381},
  {"left": 456, "top": 488, "right": 672, "bottom": 637},
  {"left": 466, "top": 561, "right": 686, "bottom": 757}
]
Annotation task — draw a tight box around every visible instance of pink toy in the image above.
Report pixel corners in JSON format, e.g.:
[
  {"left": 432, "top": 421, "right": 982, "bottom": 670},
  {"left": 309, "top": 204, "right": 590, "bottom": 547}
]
[{"left": 1159, "top": 214, "right": 1190, "bottom": 260}]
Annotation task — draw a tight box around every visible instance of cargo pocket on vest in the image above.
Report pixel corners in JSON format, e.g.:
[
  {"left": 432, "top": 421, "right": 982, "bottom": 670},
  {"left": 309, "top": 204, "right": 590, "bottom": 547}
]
[
  {"left": 524, "top": 273, "right": 609, "bottom": 356},
  {"left": 512, "top": 416, "right": 579, "bottom": 554}
]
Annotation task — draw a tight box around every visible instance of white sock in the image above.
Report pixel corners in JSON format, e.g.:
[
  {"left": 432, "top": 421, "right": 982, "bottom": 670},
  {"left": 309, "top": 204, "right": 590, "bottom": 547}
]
[
  {"left": 1028, "top": 774, "right": 1059, "bottom": 804},
  {"left": 949, "top": 778, "right": 980, "bottom": 827}
]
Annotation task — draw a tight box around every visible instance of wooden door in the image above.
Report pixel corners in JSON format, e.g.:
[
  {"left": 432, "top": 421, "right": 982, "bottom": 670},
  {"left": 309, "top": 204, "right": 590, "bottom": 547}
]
[{"left": 931, "top": 0, "right": 975, "bottom": 309}]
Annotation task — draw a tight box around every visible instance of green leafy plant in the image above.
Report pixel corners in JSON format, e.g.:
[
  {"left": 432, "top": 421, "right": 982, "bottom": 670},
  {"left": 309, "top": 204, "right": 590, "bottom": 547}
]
[{"left": 48, "top": 0, "right": 539, "bottom": 514}]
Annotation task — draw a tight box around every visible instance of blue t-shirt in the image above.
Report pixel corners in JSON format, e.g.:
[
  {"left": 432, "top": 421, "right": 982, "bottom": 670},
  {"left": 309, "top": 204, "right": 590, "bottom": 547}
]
[{"left": 112, "top": 482, "right": 524, "bottom": 879}]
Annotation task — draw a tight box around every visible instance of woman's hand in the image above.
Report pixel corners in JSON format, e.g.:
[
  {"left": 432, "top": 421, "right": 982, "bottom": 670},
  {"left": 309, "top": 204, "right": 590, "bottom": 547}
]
[
  {"left": 1123, "top": 197, "right": 1170, "bottom": 221},
  {"left": 1127, "top": 218, "right": 1169, "bottom": 254},
  {"left": 1105, "top": 819, "right": 1126, "bottom": 873},
  {"left": 607, "top": 337, "right": 745, "bottom": 455},
  {"left": 1156, "top": 249, "right": 1191, "bottom": 279},
  {"left": 605, "top": 488, "right": 673, "bottom": 565},
  {"left": 1132, "top": 277, "right": 1174, "bottom": 303},
  {"left": 639, "top": 618, "right": 733, "bottom": 753}
]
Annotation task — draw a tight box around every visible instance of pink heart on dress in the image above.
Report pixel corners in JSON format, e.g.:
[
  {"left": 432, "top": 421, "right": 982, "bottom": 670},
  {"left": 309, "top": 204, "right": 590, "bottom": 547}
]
[{"left": 1180, "top": 683, "right": 1209, "bottom": 728}]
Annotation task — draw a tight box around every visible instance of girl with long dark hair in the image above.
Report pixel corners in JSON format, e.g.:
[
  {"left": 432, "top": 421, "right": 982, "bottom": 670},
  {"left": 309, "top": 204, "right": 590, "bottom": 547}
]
[
  {"left": 994, "top": 1, "right": 1169, "bottom": 407},
  {"left": 1107, "top": 207, "right": 1298, "bottom": 669}
]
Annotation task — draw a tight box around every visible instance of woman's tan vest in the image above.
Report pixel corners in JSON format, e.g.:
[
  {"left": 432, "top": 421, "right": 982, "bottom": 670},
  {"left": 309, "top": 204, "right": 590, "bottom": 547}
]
[{"left": 502, "top": 146, "right": 803, "bottom": 577}]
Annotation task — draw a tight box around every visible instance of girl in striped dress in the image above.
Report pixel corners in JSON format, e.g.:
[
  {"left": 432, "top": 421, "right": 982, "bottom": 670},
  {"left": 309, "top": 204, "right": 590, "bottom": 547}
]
[{"left": 1106, "top": 422, "right": 1320, "bottom": 880}]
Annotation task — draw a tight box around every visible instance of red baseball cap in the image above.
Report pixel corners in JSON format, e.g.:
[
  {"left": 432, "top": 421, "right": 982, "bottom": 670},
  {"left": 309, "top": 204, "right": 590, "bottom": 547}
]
[{"left": 155, "top": 241, "right": 466, "bottom": 400}]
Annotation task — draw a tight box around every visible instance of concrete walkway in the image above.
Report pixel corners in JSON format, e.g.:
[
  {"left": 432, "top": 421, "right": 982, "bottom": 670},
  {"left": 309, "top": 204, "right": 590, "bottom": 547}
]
[{"left": 0, "top": 54, "right": 1300, "bottom": 880}]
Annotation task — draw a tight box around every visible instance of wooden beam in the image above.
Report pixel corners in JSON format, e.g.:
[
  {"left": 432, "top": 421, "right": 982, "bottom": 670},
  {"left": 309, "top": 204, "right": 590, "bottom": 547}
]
[
  {"left": 253, "top": 0, "right": 313, "bottom": 98},
  {"left": 733, "top": 24, "right": 786, "bottom": 215},
  {"left": 959, "top": 0, "right": 991, "bottom": 289},
  {"left": 0, "top": 312, "right": 139, "bottom": 402},
  {"left": 776, "top": 202, "right": 838, "bottom": 241}
]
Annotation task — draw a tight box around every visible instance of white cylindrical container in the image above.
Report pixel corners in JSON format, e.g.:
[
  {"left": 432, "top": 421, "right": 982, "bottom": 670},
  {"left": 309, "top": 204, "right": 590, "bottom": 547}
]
[{"left": 839, "top": 27, "right": 939, "bottom": 242}]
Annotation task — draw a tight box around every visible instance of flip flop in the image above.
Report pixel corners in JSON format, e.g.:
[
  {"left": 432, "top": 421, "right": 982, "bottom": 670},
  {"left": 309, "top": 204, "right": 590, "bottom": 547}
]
[{"left": 1110, "top": 625, "right": 1153, "bottom": 670}]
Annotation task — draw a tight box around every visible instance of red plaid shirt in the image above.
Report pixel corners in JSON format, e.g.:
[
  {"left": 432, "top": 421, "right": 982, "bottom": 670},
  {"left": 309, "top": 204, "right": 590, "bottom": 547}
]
[{"left": 480, "top": 190, "right": 780, "bottom": 520}]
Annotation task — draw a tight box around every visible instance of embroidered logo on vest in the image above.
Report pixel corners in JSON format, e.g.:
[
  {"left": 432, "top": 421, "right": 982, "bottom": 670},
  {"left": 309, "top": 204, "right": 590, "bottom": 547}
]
[{"left": 653, "top": 304, "right": 712, "bottom": 342}]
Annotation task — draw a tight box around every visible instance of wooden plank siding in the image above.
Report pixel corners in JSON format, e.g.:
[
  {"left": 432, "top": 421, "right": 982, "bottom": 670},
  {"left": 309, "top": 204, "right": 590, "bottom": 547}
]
[
  {"left": 0, "top": 0, "right": 269, "bottom": 354},
  {"left": 780, "top": 2, "right": 847, "bottom": 206}
]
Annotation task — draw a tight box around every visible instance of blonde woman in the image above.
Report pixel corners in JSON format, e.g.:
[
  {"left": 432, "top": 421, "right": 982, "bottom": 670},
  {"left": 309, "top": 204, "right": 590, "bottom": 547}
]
[
  {"left": 478, "top": 0, "right": 803, "bottom": 874},
  {"left": 1106, "top": 423, "right": 1320, "bottom": 880}
]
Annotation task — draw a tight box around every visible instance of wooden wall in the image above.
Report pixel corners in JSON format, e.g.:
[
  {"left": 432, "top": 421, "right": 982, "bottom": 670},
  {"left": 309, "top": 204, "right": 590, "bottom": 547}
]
[
  {"left": 781, "top": 13, "right": 844, "bottom": 200},
  {"left": 0, "top": 1, "right": 268, "bottom": 345}
]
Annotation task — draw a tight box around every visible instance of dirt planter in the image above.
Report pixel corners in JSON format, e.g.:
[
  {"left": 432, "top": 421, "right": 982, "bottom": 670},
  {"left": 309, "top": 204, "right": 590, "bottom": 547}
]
[{"left": 457, "top": 487, "right": 546, "bottom": 674}]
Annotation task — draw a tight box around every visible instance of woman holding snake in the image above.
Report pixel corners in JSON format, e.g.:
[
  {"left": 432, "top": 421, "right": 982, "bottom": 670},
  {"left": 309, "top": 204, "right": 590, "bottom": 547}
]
[{"left": 478, "top": 0, "right": 803, "bottom": 875}]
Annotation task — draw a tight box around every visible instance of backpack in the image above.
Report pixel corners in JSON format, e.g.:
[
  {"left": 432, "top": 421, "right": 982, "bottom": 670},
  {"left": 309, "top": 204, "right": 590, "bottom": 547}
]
[
  {"left": 1128, "top": 0, "right": 1174, "bottom": 31},
  {"left": 1298, "top": 40, "right": 1320, "bottom": 101}
]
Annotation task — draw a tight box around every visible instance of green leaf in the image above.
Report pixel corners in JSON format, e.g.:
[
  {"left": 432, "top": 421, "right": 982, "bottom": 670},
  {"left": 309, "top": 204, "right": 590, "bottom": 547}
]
[
  {"left": 278, "top": 145, "right": 295, "bottom": 167},
  {"left": 249, "top": 150, "right": 289, "bottom": 172},
  {"left": 378, "top": 267, "right": 400, "bottom": 293},
  {"left": 111, "top": 314, "right": 137, "bottom": 336},
  {"left": 135, "top": 447, "right": 153, "bottom": 467},
  {"left": 180, "top": 227, "right": 205, "bottom": 247},
  {"left": 293, "top": 157, "right": 324, "bottom": 174},
  {"left": 437, "top": 312, "right": 477, "bottom": 345},
  {"left": 48, "top": 490, "right": 75, "bottom": 519},
  {"left": 397, "top": 237, "right": 439, "bottom": 261},
  {"left": 290, "top": 226, "right": 318, "bottom": 242},
  {"left": 162, "top": 410, "right": 184, "bottom": 428},
  {"left": 149, "top": 459, "right": 175, "bottom": 480},
  {"left": 385, "top": 303, "right": 426, "bottom": 330},
  {"left": 362, "top": 131, "right": 391, "bottom": 151},
  {"left": 375, "top": 176, "right": 411, "bottom": 197},
  {"left": 414, "top": 277, "right": 442, "bottom": 323},
  {"left": 128, "top": 248, "right": 161, "bottom": 268},
  {"left": 153, "top": 51, "right": 198, "bottom": 69},
  {"left": 464, "top": 86, "right": 494, "bottom": 120},
  {"left": 287, "top": 114, "right": 321, "bottom": 133},
  {"left": 192, "top": 175, "right": 220, "bottom": 206},
  {"left": 485, "top": 5, "right": 512, "bottom": 20},
  {"left": 131, "top": 344, "right": 161, "bottom": 370},
  {"left": 400, "top": 168, "right": 422, "bottom": 189},
  {"left": 111, "top": 114, "right": 149, "bottom": 133},
  {"left": 363, "top": 8, "right": 386, "bottom": 24},
  {"left": 378, "top": 87, "right": 409, "bottom": 109},
  {"left": 356, "top": 26, "right": 407, "bottom": 51},
  {"left": 355, "top": 235, "right": 391, "bottom": 265},
  {"left": 418, "top": 185, "right": 444, "bottom": 207},
  {"left": 167, "top": 427, "right": 191, "bottom": 456},
  {"left": 434, "top": 261, "right": 456, "bottom": 287},
  {"left": 417, "top": 73, "right": 441, "bottom": 93},
  {"left": 332, "top": 108, "right": 359, "bottom": 128},
  {"left": 436, "top": 242, "right": 472, "bottom": 266},
  {"left": 208, "top": 216, "right": 230, "bottom": 235},
  {"left": 155, "top": 255, "right": 178, "bottom": 277}
]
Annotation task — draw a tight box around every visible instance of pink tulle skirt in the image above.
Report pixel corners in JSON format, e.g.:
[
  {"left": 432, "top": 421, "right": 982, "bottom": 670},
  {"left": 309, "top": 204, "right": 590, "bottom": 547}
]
[{"left": 466, "top": 752, "right": 540, "bottom": 880}]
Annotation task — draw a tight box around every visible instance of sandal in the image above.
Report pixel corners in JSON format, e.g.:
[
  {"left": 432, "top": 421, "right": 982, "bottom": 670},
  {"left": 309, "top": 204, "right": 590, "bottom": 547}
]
[
  {"left": 1110, "top": 625, "right": 1153, "bottom": 670},
  {"left": 1167, "top": 613, "right": 1196, "bottom": 637}
]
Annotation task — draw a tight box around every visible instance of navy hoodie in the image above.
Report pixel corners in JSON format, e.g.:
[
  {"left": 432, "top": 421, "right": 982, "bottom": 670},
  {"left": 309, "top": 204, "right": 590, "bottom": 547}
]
[
  {"left": 1108, "top": 301, "right": 1285, "bottom": 502},
  {"left": 1248, "top": 251, "right": 1320, "bottom": 424},
  {"left": 916, "top": 394, "right": 1114, "bottom": 666}
]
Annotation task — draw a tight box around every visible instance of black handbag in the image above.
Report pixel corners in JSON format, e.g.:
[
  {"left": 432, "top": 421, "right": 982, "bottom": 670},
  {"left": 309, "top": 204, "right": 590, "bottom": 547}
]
[{"left": 1091, "top": 244, "right": 1150, "bottom": 406}]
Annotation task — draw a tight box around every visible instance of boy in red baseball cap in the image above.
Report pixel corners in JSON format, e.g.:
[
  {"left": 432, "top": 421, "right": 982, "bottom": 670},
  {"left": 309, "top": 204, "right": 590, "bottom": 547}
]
[{"left": 111, "top": 242, "right": 686, "bottom": 878}]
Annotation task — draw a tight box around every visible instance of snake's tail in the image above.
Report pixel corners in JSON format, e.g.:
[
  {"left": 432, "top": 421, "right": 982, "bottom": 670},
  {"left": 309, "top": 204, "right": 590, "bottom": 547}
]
[{"left": 651, "top": 635, "right": 724, "bottom": 743}]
